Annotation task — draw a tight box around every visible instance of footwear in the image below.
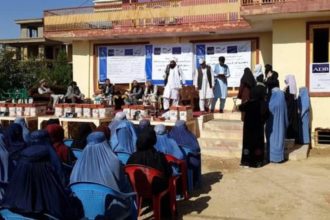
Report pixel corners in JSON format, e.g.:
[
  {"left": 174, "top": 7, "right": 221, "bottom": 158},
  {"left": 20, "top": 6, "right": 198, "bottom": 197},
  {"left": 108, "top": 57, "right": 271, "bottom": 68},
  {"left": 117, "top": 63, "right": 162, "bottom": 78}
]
[
  {"left": 210, "top": 109, "right": 214, "bottom": 113},
  {"left": 219, "top": 109, "right": 224, "bottom": 113}
]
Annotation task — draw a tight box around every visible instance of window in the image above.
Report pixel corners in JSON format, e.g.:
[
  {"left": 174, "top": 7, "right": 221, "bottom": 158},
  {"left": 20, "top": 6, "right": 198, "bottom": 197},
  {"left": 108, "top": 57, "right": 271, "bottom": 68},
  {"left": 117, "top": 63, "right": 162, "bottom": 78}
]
[
  {"left": 313, "top": 28, "right": 329, "bottom": 63},
  {"left": 27, "top": 27, "right": 38, "bottom": 38}
]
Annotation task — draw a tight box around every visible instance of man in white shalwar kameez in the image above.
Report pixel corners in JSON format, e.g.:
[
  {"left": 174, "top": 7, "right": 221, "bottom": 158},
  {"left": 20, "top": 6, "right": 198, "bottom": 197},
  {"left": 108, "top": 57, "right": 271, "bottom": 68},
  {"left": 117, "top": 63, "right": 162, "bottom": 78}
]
[
  {"left": 211, "top": 56, "right": 230, "bottom": 113},
  {"left": 194, "top": 58, "right": 214, "bottom": 112},
  {"left": 163, "top": 58, "right": 185, "bottom": 111}
]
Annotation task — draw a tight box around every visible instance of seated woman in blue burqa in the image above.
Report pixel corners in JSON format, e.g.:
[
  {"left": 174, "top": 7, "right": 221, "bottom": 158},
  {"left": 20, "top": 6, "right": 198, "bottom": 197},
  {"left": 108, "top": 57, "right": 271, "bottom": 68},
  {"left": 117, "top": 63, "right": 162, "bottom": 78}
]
[{"left": 109, "top": 112, "right": 137, "bottom": 154}]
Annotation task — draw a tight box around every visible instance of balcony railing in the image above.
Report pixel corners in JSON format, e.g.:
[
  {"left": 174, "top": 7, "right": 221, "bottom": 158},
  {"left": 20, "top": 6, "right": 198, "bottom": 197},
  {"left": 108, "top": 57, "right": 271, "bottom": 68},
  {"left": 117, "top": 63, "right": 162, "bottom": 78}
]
[
  {"left": 44, "top": 0, "right": 242, "bottom": 33},
  {"left": 241, "top": 0, "right": 291, "bottom": 6}
]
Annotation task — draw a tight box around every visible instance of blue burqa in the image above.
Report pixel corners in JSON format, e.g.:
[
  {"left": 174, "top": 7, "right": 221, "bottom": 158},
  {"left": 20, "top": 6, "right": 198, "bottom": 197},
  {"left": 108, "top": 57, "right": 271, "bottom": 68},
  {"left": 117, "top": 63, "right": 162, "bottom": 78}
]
[
  {"left": 110, "top": 120, "right": 137, "bottom": 154},
  {"left": 266, "top": 88, "right": 288, "bottom": 163},
  {"left": 0, "top": 133, "right": 9, "bottom": 183},
  {"left": 154, "top": 125, "right": 184, "bottom": 160},
  {"left": 28, "top": 130, "right": 64, "bottom": 182},
  {"left": 4, "top": 123, "right": 26, "bottom": 161},
  {"left": 1, "top": 140, "right": 81, "bottom": 219},
  {"left": 14, "top": 117, "right": 30, "bottom": 143},
  {"left": 298, "top": 87, "right": 310, "bottom": 144},
  {"left": 70, "top": 132, "right": 129, "bottom": 192}
]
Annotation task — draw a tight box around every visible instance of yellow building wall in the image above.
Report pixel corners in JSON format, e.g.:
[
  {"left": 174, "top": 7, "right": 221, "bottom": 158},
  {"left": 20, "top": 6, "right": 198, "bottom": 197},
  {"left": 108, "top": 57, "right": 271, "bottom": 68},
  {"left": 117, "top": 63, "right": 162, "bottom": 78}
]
[
  {"left": 273, "top": 18, "right": 330, "bottom": 144},
  {"left": 72, "top": 40, "right": 94, "bottom": 98}
]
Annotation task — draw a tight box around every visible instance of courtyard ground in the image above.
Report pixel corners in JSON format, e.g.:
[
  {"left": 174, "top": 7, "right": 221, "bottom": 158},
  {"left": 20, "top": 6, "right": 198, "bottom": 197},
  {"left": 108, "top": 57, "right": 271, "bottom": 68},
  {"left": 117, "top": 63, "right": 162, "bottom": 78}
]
[{"left": 177, "top": 148, "right": 330, "bottom": 220}]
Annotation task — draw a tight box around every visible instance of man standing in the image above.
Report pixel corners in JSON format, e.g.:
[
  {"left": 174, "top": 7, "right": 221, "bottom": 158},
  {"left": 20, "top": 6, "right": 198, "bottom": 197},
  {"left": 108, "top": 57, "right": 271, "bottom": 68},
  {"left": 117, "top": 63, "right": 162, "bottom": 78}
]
[
  {"left": 194, "top": 58, "right": 214, "bottom": 112},
  {"left": 211, "top": 56, "right": 230, "bottom": 113},
  {"left": 163, "top": 58, "right": 185, "bottom": 111}
]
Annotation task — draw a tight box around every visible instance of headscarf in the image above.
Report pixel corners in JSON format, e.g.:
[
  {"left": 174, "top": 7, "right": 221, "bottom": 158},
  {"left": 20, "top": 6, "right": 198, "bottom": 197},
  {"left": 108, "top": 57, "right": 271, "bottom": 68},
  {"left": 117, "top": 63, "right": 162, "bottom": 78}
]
[
  {"left": 28, "top": 130, "right": 64, "bottom": 181},
  {"left": 169, "top": 120, "right": 200, "bottom": 152},
  {"left": 136, "top": 127, "right": 157, "bottom": 151},
  {"left": 240, "top": 68, "right": 256, "bottom": 88},
  {"left": 254, "top": 64, "right": 263, "bottom": 79},
  {"left": 136, "top": 119, "right": 151, "bottom": 135},
  {"left": 71, "top": 123, "right": 92, "bottom": 150},
  {"left": 4, "top": 123, "right": 26, "bottom": 161},
  {"left": 14, "top": 117, "right": 30, "bottom": 143},
  {"left": 109, "top": 112, "right": 126, "bottom": 135},
  {"left": 95, "top": 125, "right": 111, "bottom": 141},
  {"left": 46, "top": 124, "right": 74, "bottom": 163},
  {"left": 46, "top": 118, "right": 60, "bottom": 126},
  {"left": 70, "top": 132, "right": 128, "bottom": 192},
  {"left": 110, "top": 116, "right": 137, "bottom": 154},
  {"left": 1, "top": 142, "right": 78, "bottom": 219},
  {"left": 154, "top": 124, "right": 184, "bottom": 160},
  {"left": 0, "top": 132, "right": 9, "bottom": 182},
  {"left": 284, "top": 74, "right": 297, "bottom": 97}
]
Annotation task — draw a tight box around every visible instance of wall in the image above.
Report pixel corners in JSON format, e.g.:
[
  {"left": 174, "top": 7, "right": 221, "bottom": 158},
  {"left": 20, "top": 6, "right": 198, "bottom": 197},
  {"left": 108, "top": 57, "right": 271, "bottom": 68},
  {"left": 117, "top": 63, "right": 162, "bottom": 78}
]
[
  {"left": 72, "top": 32, "right": 273, "bottom": 111},
  {"left": 273, "top": 17, "right": 330, "bottom": 143},
  {"left": 72, "top": 41, "right": 93, "bottom": 98}
]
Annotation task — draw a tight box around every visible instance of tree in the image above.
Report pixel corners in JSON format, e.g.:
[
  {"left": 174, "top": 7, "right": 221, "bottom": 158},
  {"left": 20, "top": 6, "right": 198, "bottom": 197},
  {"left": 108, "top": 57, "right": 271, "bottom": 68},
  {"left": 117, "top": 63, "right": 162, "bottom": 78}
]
[{"left": 51, "top": 50, "right": 72, "bottom": 87}]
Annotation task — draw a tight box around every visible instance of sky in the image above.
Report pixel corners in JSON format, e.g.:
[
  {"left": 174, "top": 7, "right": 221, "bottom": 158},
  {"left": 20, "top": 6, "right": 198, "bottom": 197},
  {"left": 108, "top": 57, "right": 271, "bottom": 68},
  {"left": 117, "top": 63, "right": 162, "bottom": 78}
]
[{"left": 0, "top": 0, "right": 93, "bottom": 39}]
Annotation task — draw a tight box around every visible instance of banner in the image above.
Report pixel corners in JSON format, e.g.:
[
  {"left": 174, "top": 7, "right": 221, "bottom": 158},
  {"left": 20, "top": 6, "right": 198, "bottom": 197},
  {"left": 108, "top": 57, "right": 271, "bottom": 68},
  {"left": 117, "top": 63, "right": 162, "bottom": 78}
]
[
  {"left": 196, "top": 41, "right": 251, "bottom": 87},
  {"left": 99, "top": 45, "right": 146, "bottom": 84},
  {"left": 310, "top": 63, "right": 330, "bottom": 93},
  {"left": 151, "top": 44, "right": 194, "bottom": 85}
]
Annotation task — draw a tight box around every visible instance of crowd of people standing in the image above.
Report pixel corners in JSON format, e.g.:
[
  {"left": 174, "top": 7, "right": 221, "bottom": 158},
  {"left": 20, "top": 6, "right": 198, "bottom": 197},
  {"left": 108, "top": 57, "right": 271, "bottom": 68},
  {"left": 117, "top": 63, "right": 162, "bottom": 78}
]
[{"left": 237, "top": 64, "right": 311, "bottom": 168}]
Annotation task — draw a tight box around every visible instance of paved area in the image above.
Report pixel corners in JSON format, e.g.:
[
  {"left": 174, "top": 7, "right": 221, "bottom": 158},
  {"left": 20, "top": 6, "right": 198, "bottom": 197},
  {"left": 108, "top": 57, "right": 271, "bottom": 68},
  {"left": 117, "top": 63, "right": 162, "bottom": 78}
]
[{"left": 177, "top": 148, "right": 330, "bottom": 220}]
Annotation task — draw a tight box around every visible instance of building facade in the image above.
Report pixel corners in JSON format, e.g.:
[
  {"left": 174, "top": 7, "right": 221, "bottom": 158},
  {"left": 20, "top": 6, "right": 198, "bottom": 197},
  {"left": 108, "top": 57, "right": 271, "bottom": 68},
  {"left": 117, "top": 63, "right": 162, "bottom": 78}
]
[
  {"left": 43, "top": 0, "right": 330, "bottom": 144},
  {"left": 0, "top": 18, "right": 72, "bottom": 61}
]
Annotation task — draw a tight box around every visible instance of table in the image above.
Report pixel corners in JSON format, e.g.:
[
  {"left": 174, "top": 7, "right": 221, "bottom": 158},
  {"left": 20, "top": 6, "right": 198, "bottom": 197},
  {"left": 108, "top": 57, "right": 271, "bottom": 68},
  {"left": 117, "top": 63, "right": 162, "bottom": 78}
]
[
  {"left": 38, "top": 116, "right": 112, "bottom": 137},
  {"left": 130, "top": 119, "right": 197, "bottom": 136},
  {"left": 0, "top": 116, "right": 38, "bottom": 129}
]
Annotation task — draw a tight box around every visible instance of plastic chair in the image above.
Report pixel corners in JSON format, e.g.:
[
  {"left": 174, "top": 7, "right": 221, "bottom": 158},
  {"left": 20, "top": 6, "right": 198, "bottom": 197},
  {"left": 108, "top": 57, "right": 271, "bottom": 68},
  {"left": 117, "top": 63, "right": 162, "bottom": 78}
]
[
  {"left": 71, "top": 148, "right": 83, "bottom": 160},
  {"left": 124, "top": 164, "right": 177, "bottom": 220},
  {"left": 63, "top": 139, "right": 73, "bottom": 148},
  {"left": 70, "top": 182, "right": 136, "bottom": 220},
  {"left": 0, "top": 209, "right": 35, "bottom": 220},
  {"left": 116, "top": 152, "right": 131, "bottom": 165},
  {"left": 180, "top": 146, "right": 202, "bottom": 192},
  {"left": 165, "top": 154, "right": 189, "bottom": 200}
]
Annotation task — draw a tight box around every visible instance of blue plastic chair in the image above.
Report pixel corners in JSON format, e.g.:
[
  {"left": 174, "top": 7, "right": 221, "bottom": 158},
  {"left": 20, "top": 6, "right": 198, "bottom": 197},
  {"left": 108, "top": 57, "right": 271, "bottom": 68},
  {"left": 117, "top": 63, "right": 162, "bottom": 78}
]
[
  {"left": 180, "top": 146, "right": 202, "bottom": 192},
  {"left": 116, "top": 152, "right": 131, "bottom": 165},
  {"left": 0, "top": 209, "right": 35, "bottom": 220},
  {"left": 63, "top": 139, "right": 74, "bottom": 148},
  {"left": 71, "top": 148, "right": 83, "bottom": 160},
  {"left": 70, "top": 182, "right": 136, "bottom": 220}
]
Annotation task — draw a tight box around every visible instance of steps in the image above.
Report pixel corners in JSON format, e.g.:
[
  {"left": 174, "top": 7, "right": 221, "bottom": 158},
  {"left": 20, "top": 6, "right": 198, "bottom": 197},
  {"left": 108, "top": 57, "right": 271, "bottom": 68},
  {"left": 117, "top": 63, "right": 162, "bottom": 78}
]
[{"left": 198, "top": 114, "right": 243, "bottom": 158}]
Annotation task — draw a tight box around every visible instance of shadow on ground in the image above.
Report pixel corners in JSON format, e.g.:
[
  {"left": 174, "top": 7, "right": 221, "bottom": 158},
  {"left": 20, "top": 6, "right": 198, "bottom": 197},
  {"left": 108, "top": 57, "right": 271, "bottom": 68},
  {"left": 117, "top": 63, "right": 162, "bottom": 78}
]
[{"left": 177, "top": 171, "right": 223, "bottom": 219}]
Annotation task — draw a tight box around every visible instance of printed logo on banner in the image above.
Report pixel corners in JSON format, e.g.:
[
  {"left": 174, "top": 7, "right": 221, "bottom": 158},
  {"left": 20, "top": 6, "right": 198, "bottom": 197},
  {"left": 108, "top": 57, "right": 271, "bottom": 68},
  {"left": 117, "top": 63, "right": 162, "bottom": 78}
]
[
  {"left": 108, "top": 49, "right": 114, "bottom": 56},
  {"left": 154, "top": 48, "right": 161, "bottom": 55},
  {"left": 125, "top": 49, "right": 133, "bottom": 56},
  {"left": 312, "top": 63, "right": 330, "bottom": 73},
  {"left": 227, "top": 46, "right": 238, "bottom": 53},
  {"left": 172, "top": 47, "right": 182, "bottom": 55},
  {"left": 207, "top": 47, "right": 215, "bottom": 55}
]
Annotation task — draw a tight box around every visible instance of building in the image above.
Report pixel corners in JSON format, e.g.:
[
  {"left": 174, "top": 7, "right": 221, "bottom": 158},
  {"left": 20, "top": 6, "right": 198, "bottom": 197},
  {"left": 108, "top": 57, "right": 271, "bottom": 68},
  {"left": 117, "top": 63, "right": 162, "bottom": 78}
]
[
  {"left": 0, "top": 18, "right": 72, "bottom": 61},
  {"left": 42, "top": 0, "right": 330, "bottom": 143}
]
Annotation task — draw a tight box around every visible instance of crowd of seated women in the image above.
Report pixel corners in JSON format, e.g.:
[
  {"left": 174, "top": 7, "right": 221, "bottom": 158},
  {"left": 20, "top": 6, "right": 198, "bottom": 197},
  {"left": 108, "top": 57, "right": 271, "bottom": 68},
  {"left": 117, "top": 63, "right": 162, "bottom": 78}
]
[{"left": 0, "top": 112, "right": 201, "bottom": 219}]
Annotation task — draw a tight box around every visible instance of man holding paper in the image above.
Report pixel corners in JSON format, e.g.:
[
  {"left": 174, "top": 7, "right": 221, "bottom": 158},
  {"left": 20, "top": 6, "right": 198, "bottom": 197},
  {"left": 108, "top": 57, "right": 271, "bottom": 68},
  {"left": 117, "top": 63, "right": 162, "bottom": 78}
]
[{"left": 211, "top": 56, "right": 230, "bottom": 113}]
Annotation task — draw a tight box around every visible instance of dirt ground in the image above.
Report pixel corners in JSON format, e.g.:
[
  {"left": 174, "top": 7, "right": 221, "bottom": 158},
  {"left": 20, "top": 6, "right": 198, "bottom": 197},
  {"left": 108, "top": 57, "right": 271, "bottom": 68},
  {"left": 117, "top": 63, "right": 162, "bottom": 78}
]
[{"left": 177, "top": 148, "right": 330, "bottom": 220}]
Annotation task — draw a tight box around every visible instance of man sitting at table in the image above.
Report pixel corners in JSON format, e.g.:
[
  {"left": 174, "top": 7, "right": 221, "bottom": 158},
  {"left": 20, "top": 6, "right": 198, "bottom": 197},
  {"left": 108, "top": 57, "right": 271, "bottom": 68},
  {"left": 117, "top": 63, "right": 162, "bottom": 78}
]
[{"left": 38, "top": 79, "right": 64, "bottom": 108}]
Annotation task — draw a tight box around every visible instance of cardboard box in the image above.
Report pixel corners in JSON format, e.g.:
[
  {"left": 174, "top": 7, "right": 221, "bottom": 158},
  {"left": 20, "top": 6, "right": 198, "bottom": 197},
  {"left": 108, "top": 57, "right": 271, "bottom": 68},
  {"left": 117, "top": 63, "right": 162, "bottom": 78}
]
[
  {"left": 169, "top": 106, "right": 179, "bottom": 121},
  {"left": 8, "top": 104, "right": 16, "bottom": 117},
  {"left": 74, "top": 104, "right": 83, "bottom": 118},
  {"left": 178, "top": 105, "right": 193, "bottom": 121}
]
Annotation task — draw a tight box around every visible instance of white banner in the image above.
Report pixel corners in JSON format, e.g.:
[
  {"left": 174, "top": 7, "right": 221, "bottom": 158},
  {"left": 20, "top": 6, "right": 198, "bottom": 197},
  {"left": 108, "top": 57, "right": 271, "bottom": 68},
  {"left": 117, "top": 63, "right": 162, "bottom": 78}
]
[
  {"left": 310, "top": 63, "right": 330, "bottom": 93},
  {"left": 152, "top": 44, "right": 194, "bottom": 84},
  {"left": 105, "top": 45, "right": 146, "bottom": 83},
  {"left": 203, "top": 41, "right": 251, "bottom": 87}
]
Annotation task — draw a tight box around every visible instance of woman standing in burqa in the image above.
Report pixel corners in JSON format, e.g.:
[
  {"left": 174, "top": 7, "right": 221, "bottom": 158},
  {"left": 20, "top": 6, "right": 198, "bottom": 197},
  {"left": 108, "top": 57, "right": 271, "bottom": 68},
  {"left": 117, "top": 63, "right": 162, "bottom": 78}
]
[
  {"left": 239, "top": 82, "right": 269, "bottom": 168},
  {"left": 284, "top": 74, "right": 299, "bottom": 140}
]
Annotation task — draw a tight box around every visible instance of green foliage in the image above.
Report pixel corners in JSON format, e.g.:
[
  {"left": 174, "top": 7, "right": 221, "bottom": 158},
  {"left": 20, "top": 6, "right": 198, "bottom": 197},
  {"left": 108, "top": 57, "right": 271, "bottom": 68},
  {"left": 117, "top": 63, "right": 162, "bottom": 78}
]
[{"left": 0, "top": 49, "right": 72, "bottom": 95}]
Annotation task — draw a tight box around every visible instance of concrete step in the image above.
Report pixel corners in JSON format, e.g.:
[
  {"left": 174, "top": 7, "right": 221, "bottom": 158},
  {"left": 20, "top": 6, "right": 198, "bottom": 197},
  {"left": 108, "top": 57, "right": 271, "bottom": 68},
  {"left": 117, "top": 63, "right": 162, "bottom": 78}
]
[
  {"left": 204, "top": 119, "right": 243, "bottom": 131},
  {"left": 213, "top": 112, "right": 242, "bottom": 120},
  {"left": 200, "top": 129, "right": 242, "bottom": 140},
  {"left": 198, "top": 138, "right": 242, "bottom": 149}
]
